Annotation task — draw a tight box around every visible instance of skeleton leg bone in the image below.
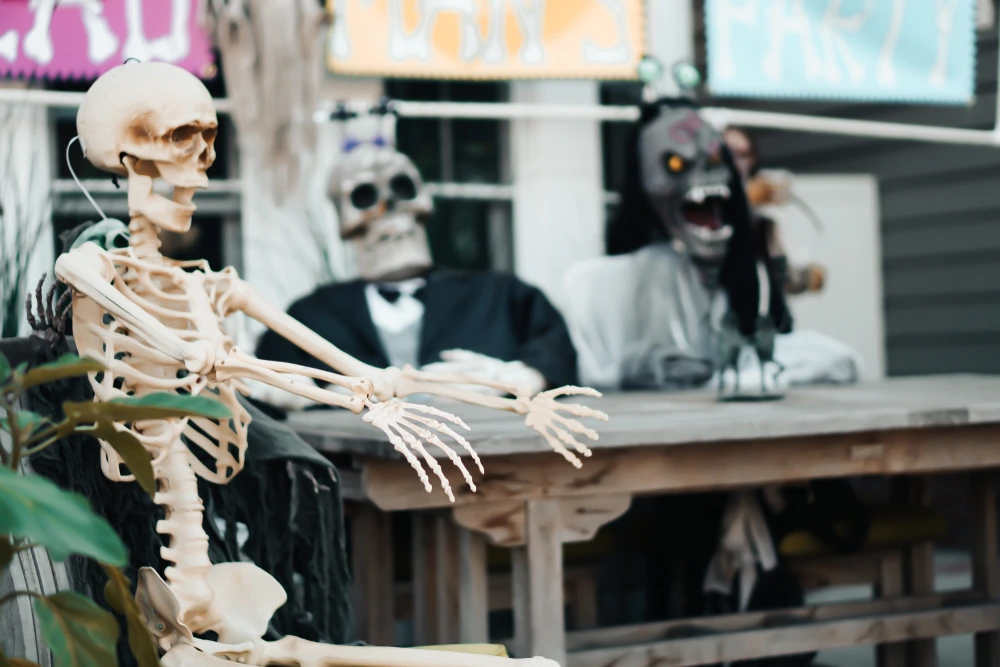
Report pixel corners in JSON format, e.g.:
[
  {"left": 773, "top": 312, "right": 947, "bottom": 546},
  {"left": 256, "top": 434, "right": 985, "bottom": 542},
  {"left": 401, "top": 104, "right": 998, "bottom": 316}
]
[{"left": 160, "top": 636, "right": 561, "bottom": 667}]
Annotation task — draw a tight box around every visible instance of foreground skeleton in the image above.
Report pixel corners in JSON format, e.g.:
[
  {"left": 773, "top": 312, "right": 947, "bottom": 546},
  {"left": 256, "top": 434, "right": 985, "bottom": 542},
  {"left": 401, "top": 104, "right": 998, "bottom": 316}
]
[{"left": 54, "top": 62, "right": 606, "bottom": 667}]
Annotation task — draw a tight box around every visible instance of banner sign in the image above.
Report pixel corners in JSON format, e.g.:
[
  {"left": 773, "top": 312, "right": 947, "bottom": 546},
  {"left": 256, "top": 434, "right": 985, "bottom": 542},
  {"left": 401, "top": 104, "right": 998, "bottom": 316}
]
[
  {"left": 326, "top": 0, "right": 646, "bottom": 80},
  {"left": 705, "top": 0, "right": 976, "bottom": 105},
  {"left": 0, "top": 0, "right": 215, "bottom": 80}
]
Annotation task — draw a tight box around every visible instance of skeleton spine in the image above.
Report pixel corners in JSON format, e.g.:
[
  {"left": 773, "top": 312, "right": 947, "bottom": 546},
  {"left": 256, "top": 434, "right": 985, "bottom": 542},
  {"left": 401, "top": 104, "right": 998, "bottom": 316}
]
[{"left": 153, "top": 434, "right": 218, "bottom": 630}]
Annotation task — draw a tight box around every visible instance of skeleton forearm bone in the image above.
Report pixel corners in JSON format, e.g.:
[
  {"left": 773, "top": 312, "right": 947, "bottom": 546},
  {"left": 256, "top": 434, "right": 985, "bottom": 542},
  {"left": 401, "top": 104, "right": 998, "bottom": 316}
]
[
  {"left": 55, "top": 245, "right": 214, "bottom": 373},
  {"left": 227, "top": 280, "right": 385, "bottom": 388},
  {"left": 214, "top": 348, "right": 371, "bottom": 413}
]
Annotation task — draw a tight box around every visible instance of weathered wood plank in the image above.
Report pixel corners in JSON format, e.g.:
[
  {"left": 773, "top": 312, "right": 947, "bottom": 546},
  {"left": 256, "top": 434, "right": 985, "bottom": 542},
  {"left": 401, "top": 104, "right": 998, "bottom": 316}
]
[
  {"left": 452, "top": 495, "right": 631, "bottom": 547},
  {"left": 362, "top": 424, "right": 1000, "bottom": 511},
  {"left": 567, "top": 602, "right": 1000, "bottom": 667},
  {"left": 563, "top": 591, "right": 983, "bottom": 652},
  {"left": 526, "top": 499, "right": 566, "bottom": 665},
  {"left": 875, "top": 551, "right": 907, "bottom": 667},
  {"left": 893, "top": 477, "right": 937, "bottom": 667},
  {"left": 434, "top": 514, "right": 460, "bottom": 644},
  {"left": 970, "top": 472, "right": 1000, "bottom": 667},
  {"left": 411, "top": 512, "right": 438, "bottom": 645},
  {"left": 291, "top": 376, "right": 1000, "bottom": 460},
  {"left": 458, "top": 527, "right": 489, "bottom": 643},
  {"left": 350, "top": 503, "right": 395, "bottom": 646}
]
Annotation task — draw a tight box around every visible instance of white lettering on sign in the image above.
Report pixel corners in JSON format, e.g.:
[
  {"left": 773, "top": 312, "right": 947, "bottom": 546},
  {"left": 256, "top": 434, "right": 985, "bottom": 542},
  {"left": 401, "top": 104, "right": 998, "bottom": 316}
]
[
  {"left": 817, "top": 0, "right": 873, "bottom": 86},
  {"left": 3, "top": 0, "right": 193, "bottom": 67},
  {"left": 930, "top": 0, "right": 961, "bottom": 86},
  {"left": 583, "top": 0, "right": 631, "bottom": 64},
  {"left": 761, "top": 0, "right": 823, "bottom": 82},
  {"left": 877, "top": 0, "right": 907, "bottom": 85},
  {"left": 716, "top": 0, "right": 966, "bottom": 91},
  {"left": 713, "top": 0, "right": 759, "bottom": 80}
]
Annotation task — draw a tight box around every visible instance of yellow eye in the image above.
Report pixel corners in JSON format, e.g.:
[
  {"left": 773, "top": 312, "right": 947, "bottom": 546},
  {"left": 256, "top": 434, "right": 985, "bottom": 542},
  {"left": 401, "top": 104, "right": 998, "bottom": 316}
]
[
  {"left": 709, "top": 151, "right": 722, "bottom": 165},
  {"left": 667, "top": 154, "right": 686, "bottom": 173}
]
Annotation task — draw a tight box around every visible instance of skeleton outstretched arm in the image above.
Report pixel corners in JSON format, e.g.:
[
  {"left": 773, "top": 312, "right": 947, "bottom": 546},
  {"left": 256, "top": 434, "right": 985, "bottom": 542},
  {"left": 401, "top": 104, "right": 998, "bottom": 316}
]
[
  {"left": 55, "top": 244, "right": 215, "bottom": 373},
  {"left": 228, "top": 280, "right": 607, "bottom": 468}
]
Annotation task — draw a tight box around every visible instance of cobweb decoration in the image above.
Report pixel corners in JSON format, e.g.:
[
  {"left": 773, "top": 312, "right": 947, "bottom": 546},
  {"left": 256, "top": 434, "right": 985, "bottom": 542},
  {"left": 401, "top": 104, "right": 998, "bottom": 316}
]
[{"left": 201, "top": 0, "right": 332, "bottom": 203}]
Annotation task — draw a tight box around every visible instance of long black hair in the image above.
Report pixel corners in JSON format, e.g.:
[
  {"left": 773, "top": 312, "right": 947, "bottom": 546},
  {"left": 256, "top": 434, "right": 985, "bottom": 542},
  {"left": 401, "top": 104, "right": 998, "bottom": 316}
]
[{"left": 604, "top": 97, "right": 791, "bottom": 337}]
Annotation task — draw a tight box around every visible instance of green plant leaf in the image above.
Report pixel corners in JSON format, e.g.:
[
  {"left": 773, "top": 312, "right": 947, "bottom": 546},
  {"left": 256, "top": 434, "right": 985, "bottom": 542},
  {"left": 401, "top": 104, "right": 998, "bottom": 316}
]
[
  {"left": 72, "top": 424, "right": 155, "bottom": 497},
  {"left": 35, "top": 592, "right": 119, "bottom": 667},
  {"left": 64, "top": 393, "right": 231, "bottom": 424},
  {"left": 0, "top": 468, "right": 126, "bottom": 565},
  {"left": 0, "top": 535, "right": 13, "bottom": 571},
  {"left": 2, "top": 410, "right": 49, "bottom": 438},
  {"left": 102, "top": 566, "right": 159, "bottom": 667},
  {"left": 20, "top": 355, "right": 106, "bottom": 390},
  {"left": 0, "top": 350, "right": 11, "bottom": 385},
  {"left": 0, "top": 653, "right": 44, "bottom": 667}
]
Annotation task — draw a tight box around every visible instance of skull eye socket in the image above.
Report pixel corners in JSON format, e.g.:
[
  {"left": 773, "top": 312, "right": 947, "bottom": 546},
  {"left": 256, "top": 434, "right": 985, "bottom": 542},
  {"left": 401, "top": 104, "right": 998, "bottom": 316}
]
[
  {"left": 350, "top": 183, "right": 379, "bottom": 210},
  {"left": 663, "top": 153, "right": 687, "bottom": 174},
  {"left": 389, "top": 174, "right": 417, "bottom": 201},
  {"left": 202, "top": 127, "right": 218, "bottom": 144},
  {"left": 171, "top": 125, "right": 200, "bottom": 144}
]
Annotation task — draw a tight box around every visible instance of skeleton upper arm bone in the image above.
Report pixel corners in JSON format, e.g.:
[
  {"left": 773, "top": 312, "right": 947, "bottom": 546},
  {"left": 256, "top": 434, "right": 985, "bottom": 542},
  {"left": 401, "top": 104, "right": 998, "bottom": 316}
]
[{"left": 55, "top": 244, "right": 214, "bottom": 373}]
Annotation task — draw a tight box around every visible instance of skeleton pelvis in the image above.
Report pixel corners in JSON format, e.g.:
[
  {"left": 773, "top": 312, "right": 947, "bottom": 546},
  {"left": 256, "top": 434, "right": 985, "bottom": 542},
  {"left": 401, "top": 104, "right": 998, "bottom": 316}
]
[{"left": 137, "top": 562, "right": 287, "bottom": 649}]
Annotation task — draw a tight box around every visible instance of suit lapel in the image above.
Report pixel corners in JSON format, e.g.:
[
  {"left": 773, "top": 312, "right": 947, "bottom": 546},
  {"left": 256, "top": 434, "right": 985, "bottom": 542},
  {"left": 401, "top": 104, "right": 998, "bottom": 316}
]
[
  {"left": 338, "top": 281, "right": 391, "bottom": 368},
  {"left": 418, "top": 271, "right": 462, "bottom": 364}
]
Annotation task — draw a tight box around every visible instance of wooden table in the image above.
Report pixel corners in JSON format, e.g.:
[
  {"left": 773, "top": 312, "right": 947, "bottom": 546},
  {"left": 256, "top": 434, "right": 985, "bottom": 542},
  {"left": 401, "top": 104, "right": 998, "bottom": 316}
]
[{"left": 290, "top": 374, "right": 1000, "bottom": 667}]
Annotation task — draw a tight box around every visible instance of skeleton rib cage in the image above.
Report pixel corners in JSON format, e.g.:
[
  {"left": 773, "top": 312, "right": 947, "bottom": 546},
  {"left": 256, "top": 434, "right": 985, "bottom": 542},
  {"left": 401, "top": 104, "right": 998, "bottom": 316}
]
[{"left": 72, "top": 249, "right": 253, "bottom": 487}]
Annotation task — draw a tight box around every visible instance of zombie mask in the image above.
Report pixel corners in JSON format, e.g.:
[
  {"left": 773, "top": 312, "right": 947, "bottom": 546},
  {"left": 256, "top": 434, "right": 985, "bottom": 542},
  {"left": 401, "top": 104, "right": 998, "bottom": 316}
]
[
  {"left": 638, "top": 106, "right": 733, "bottom": 263},
  {"left": 330, "top": 144, "right": 434, "bottom": 282},
  {"left": 76, "top": 62, "right": 218, "bottom": 233}
]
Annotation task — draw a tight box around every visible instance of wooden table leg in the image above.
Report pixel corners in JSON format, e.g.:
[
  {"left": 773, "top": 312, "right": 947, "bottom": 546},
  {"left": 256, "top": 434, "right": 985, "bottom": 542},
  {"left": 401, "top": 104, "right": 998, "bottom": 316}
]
[
  {"left": 351, "top": 503, "right": 395, "bottom": 646},
  {"left": 971, "top": 472, "right": 999, "bottom": 667},
  {"left": 512, "top": 546, "right": 531, "bottom": 658},
  {"left": 459, "top": 526, "right": 490, "bottom": 643},
  {"left": 412, "top": 511, "right": 438, "bottom": 645},
  {"left": 525, "top": 498, "right": 566, "bottom": 665},
  {"left": 875, "top": 550, "right": 906, "bottom": 667},
  {"left": 434, "top": 513, "right": 460, "bottom": 644},
  {"left": 893, "top": 476, "right": 937, "bottom": 667}
]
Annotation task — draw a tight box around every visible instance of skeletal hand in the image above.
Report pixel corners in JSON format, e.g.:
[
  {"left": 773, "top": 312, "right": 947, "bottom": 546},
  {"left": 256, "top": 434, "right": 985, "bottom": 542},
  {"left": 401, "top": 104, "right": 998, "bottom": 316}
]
[
  {"left": 522, "top": 386, "right": 608, "bottom": 468},
  {"left": 363, "top": 399, "right": 483, "bottom": 502}
]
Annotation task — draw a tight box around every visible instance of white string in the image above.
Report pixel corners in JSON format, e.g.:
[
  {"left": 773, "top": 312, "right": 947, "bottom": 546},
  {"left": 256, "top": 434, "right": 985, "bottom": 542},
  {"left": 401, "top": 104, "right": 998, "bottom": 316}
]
[{"left": 66, "top": 135, "right": 107, "bottom": 221}]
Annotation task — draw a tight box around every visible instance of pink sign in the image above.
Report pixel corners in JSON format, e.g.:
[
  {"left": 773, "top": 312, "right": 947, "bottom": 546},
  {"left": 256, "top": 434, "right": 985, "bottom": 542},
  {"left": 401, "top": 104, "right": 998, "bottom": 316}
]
[{"left": 0, "top": 0, "right": 216, "bottom": 80}]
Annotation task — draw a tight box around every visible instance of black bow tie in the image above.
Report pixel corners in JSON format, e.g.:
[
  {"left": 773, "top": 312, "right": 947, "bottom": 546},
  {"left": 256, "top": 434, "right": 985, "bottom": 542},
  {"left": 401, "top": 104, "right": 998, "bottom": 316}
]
[{"left": 377, "top": 285, "right": 425, "bottom": 304}]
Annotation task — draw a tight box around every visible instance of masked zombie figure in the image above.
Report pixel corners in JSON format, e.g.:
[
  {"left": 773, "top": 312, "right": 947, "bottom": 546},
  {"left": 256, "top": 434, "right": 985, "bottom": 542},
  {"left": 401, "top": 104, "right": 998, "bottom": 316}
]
[
  {"left": 255, "top": 133, "right": 578, "bottom": 403},
  {"left": 565, "top": 98, "right": 791, "bottom": 398}
]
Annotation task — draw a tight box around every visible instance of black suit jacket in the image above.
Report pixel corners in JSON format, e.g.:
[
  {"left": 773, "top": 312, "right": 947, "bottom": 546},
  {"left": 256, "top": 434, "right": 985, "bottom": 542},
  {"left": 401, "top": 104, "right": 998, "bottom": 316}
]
[{"left": 255, "top": 269, "right": 579, "bottom": 389}]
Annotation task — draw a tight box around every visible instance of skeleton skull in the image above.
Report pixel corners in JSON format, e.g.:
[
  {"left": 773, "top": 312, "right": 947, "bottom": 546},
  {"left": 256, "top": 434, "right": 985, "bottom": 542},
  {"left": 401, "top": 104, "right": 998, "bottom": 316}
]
[
  {"left": 638, "top": 106, "right": 734, "bottom": 263},
  {"left": 329, "top": 143, "right": 434, "bottom": 282},
  {"left": 77, "top": 62, "right": 218, "bottom": 233}
]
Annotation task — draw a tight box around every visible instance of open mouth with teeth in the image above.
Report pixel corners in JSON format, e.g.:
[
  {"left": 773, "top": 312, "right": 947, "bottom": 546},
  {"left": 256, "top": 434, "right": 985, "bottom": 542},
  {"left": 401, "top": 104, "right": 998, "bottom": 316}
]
[{"left": 680, "top": 183, "right": 731, "bottom": 232}]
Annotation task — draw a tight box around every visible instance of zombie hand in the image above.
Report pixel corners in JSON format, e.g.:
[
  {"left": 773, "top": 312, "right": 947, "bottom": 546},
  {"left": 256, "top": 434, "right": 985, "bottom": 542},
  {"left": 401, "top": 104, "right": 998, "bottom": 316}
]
[
  {"left": 25, "top": 274, "right": 72, "bottom": 345},
  {"left": 362, "top": 398, "right": 483, "bottom": 502},
  {"left": 521, "top": 387, "right": 608, "bottom": 468}
]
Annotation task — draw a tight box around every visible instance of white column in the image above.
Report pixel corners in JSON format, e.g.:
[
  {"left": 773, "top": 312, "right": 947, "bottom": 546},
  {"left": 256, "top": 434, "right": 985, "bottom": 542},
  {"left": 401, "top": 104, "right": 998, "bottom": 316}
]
[
  {"left": 509, "top": 81, "right": 604, "bottom": 309},
  {"left": 0, "top": 82, "right": 53, "bottom": 338}
]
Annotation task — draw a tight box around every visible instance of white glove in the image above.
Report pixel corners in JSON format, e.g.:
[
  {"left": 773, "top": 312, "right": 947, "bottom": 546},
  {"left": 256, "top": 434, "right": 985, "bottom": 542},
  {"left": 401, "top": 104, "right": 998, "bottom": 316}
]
[
  {"left": 244, "top": 374, "right": 318, "bottom": 412},
  {"left": 420, "top": 349, "right": 547, "bottom": 396}
]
